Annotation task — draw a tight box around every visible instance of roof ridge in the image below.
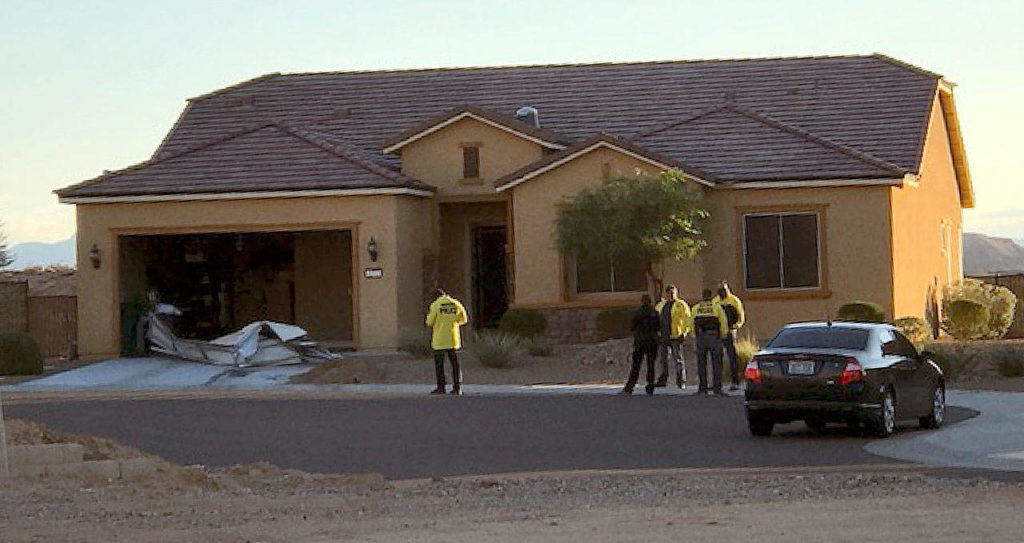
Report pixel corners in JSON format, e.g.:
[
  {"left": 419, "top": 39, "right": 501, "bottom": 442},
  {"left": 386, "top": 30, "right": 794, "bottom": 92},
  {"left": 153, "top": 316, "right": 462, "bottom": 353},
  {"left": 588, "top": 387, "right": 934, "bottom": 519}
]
[
  {"left": 273, "top": 53, "right": 881, "bottom": 78},
  {"left": 870, "top": 53, "right": 944, "bottom": 80},
  {"left": 722, "top": 104, "right": 908, "bottom": 174},
  {"left": 188, "top": 72, "right": 283, "bottom": 102},
  {"left": 278, "top": 123, "right": 434, "bottom": 191},
  {"left": 634, "top": 103, "right": 731, "bottom": 139},
  {"left": 55, "top": 123, "right": 277, "bottom": 195}
]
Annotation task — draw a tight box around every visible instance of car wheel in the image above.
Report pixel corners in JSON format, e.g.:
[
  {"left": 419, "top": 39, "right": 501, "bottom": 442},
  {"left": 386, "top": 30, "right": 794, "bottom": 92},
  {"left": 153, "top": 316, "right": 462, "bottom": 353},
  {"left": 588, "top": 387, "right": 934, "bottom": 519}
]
[
  {"left": 867, "top": 389, "right": 896, "bottom": 438},
  {"left": 919, "top": 385, "right": 945, "bottom": 429},
  {"left": 805, "top": 417, "right": 827, "bottom": 433},
  {"left": 747, "top": 412, "right": 774, "bottom": 437}
]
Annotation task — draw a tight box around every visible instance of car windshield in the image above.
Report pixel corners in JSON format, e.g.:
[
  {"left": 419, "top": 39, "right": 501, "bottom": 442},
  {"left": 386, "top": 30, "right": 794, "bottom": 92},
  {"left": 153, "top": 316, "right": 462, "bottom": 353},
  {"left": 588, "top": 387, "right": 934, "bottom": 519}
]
[{"left": 768, "top": 326, "right": 870, "bottom": 350}]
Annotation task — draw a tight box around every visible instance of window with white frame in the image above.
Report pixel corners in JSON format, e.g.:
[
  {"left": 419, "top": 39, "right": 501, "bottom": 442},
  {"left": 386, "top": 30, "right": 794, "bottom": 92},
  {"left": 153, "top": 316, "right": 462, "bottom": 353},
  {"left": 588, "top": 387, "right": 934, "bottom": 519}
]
[{"left": 743, "top": 212, "right": 821, "bottom": 290}]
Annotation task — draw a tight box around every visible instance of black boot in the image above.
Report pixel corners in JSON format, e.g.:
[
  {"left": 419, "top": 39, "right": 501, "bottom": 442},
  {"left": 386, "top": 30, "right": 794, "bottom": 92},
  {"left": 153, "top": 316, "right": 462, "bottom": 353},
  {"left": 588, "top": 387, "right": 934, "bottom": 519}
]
[{"left": 430, "top": 387, "right": 446, "bottom": 395}]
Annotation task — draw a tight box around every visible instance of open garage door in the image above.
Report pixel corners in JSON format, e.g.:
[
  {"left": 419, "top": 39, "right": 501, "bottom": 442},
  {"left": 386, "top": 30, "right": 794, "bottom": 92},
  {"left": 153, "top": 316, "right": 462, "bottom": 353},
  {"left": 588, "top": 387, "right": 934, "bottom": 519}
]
[{"left": 118, "top": 230, "right": 353, "bottom": 353}]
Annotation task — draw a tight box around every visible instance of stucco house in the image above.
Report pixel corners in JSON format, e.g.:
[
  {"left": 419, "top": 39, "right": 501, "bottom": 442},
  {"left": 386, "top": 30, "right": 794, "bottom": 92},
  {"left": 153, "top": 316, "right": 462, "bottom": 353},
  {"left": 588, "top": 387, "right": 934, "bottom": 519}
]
[{"left": 57, "top": 54, "right": 972, "bottom": 356}]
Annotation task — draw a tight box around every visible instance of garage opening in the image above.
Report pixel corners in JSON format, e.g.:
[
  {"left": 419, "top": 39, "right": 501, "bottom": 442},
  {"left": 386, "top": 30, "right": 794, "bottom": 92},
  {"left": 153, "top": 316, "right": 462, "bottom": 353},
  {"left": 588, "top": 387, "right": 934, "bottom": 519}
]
[{"left": 118, "top": 230, "right": 353, "bottom": 353}]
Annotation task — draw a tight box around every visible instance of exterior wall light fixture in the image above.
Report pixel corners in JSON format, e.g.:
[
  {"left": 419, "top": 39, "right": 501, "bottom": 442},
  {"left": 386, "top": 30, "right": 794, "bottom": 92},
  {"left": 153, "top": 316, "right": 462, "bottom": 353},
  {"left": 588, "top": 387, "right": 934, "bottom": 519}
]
[
  {"left": 88, "top": 244, "right": 101, "bottom": 269},
  {"left": 367, "top": 237, "right": 379, "bottom": 262}
]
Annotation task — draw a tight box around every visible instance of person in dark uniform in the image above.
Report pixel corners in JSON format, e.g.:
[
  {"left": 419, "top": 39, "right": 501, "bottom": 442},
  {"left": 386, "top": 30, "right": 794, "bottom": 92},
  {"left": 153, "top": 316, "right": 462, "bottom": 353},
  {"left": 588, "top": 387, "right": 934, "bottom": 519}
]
[
  {"left": 689, "top": 289, "right": 729, "bottom": 396},
  {"left": 621, "top": 294, "right": 662, "bottom": 395}
]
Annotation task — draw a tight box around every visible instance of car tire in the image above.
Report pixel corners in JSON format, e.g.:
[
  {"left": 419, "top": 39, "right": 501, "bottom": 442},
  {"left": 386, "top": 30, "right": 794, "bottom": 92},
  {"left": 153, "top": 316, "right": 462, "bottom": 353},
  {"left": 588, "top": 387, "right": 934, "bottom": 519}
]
[
  {"left": 919, "top": 385, "right": 945, "bottom": 429},
  {"left": 747, "top": 412, "right": 774, "bottom": 437},
  {"left": 805, "top": 417, "right": 827, "bottom": 433},
  {"left": 867, "top": 388, "right": 896, "bottom": 438}
]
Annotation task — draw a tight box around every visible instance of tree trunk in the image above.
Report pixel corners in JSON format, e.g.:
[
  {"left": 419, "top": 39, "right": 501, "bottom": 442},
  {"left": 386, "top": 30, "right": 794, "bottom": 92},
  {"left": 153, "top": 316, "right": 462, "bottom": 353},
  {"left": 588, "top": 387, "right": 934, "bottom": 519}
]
[{"left": 645, "top": 260, "right": 663, "bottom": 300}]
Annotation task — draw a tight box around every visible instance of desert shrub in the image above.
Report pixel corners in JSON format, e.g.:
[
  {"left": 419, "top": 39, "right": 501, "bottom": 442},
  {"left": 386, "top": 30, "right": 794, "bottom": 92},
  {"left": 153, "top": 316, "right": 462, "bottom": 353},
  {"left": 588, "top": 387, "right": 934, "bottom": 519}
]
[
  {"left": 993, "top": 350, "right": 1024, "bottom": 378},
  {"left": 498, "top": 309, "right": 547, "bottom": 338},
  {"left": 893, "top": 316, "right": 929, "bottom": 347},
  {"left": 526, "top": 336, "right": 555, "bottom": 357},
  {"left": 942, "top": 299, "right": 990, "bottom": 340},
  {"left": 596, "top": 308, "right": 634, "bottom": 340},
  {"left": 397, "top": 327, "right": 433, "bottom": 357},
  {"left": 925, "top": 343, "right": 980, "bottom": 382},
  {"left": 836, "top": 301, "right": 886, "bottom": 323},
  {"left": 471, "top": 330, "right": 526, "bottom": 368},
  {"left": 0, "top": 332, "right": 44, "bottom": 375},
  {"left": 941, "top": 279, "right": 1018, "bottom": 339},
  {"left": 734, "top": 336, "right": 760, "bottom": 367}
]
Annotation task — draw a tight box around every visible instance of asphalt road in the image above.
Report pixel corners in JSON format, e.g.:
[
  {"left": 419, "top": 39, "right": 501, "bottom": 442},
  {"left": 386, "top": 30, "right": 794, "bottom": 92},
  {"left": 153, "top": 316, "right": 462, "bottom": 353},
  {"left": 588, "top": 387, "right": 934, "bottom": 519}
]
[{"left": 6, "top": 395, "right": 973, "bottom": 479}]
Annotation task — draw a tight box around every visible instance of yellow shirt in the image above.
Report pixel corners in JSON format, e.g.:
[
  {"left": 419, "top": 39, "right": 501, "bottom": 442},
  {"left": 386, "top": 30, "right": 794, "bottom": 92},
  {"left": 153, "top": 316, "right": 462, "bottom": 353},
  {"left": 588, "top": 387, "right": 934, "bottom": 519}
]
[
  {"left": 425, "top": 295, "right": 469, "bottom": 350},
  {"left": 654, "top": 298, "right": 692, "bottom": 339},
  {"left": 690, "top": 299, "right": 729, "bottom": 337}
]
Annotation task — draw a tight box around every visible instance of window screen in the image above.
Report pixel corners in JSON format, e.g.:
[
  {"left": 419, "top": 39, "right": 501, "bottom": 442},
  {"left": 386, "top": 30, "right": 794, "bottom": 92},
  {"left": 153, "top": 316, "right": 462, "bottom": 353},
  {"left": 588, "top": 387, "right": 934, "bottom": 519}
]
[
  {"left": 463, "top": 147, "right": 480, "bottom": 178},
  {"left": 744, "top": 212, "right": 820, "bottom": 289},
  {"left": 576, "top": 252, "right": 646, "bottom": 293}
]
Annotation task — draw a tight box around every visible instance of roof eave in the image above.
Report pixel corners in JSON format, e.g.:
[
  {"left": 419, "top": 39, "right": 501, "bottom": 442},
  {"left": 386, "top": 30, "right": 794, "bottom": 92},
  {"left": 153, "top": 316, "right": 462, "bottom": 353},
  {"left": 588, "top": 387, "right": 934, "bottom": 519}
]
[
  {"left": 57, "top": 187, "right": 435, "bottom": 205},
  {"left": 937, "top": 87, "right": 975, "bottom": 209}
]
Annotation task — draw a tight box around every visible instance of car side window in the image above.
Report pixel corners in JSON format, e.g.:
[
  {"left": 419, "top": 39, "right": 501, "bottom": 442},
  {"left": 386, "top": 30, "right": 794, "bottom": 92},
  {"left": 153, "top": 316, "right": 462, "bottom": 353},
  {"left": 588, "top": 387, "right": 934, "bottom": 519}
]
[{"left": 882, "top": 329, "right": 918, "bottom": 358}]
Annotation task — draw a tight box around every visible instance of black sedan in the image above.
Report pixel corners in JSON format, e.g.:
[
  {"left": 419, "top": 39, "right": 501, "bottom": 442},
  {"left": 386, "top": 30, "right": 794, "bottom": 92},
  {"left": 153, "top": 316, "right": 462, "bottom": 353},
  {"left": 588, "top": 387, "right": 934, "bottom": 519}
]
[{"left": 744, "top": 321, "right": 945, "bottom": 438}]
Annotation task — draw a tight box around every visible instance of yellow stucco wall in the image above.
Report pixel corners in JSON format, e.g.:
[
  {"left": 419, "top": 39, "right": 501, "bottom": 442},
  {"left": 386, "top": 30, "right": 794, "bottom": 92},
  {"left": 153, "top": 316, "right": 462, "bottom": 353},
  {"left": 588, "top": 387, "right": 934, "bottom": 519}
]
[
  {"left": 509, "top": 146, "right": 673, "bottom": 308},
  {"left": 394, "top": 196, "right": 435, "bottom": 334},
  {"left": 705, "top": 186, "right": 894, "bottom": 339},
  {"left": 74, "top": 195, "right": 421, "bottom": 356},
  {"left": 890, "top": 93, "right": 965, "bottom": 320},
  {"left": 398, "top": 117, "right": 545, "bottom": 198},
  {"left": 437, "top": 201, "right": 508, "bottom": 310}
]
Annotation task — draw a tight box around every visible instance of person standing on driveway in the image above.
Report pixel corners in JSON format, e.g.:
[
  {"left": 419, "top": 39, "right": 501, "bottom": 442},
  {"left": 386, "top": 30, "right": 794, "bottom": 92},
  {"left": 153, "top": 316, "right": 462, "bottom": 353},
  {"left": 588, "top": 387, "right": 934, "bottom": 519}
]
[
  {"left": 690, "top": 288, "right": 729, "bottom": 396},
  {"left": 621, "top": 294, "right": 662, "bottom": 395},
  {"left": 654, "top": 285, "right": 691, "bottom": 388},
  {"left": 714, "top": 280, "right": 746, "bottom": 391},
  {"left": 425, "top": 288, "right": 468, "bottom": 395}
]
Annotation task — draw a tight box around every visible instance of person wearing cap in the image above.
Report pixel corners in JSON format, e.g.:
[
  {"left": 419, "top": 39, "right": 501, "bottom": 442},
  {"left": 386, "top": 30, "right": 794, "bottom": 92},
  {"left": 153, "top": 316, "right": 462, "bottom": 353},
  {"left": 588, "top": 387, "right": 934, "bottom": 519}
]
[
  {"left": 654, "top": 284, "right": 691, "bottom": 388},
  {"left": 713, "top": 280, "right": 746, "bottom": 391},
  {"left": 425, "top": 288, "right": 469, "bottom": 395},
  {"left": 689, "top": 288, "right": 729, "bottom": 396},
  {"left": 621, "top": 293, "right": 661, "bottom": 395}
]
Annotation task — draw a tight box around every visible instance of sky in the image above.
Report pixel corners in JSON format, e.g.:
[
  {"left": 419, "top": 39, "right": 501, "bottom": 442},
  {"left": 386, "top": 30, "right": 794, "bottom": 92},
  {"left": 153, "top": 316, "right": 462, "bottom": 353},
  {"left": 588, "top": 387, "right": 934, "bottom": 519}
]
[{"left": 1, "top": 0, "right": 1022, "bottom": 245}]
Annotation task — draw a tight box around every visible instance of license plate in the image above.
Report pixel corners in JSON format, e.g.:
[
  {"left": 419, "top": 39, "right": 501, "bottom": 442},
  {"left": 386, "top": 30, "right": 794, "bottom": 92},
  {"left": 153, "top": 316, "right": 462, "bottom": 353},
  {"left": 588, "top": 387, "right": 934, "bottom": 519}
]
[{"left": 788, "top": 360, "right": 816, "bottom": 375}]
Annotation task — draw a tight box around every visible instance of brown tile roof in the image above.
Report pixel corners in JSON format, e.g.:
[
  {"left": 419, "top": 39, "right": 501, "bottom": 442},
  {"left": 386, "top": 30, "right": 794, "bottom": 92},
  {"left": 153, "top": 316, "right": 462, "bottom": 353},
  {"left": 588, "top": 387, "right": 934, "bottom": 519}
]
[
  {"left": 381, "top": 105, "right": 570, "bottom": 152},
  {"left": 57, "top": 121, "right": 433, "bottom": 199},
  {"left": 61, "top": 53, "right": 946, "bottom": 197},
  {"left": 493, "top": 132, "right": 718, "bottom": 190}
]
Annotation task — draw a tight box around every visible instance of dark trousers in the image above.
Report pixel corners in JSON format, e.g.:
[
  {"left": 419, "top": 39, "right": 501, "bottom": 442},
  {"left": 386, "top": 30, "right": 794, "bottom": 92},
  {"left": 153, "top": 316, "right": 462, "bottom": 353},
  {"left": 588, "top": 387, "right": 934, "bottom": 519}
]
[
  {"left": 695, "top": 332, "right": 724, "bottom": 392},
  {"left": 433, "top": 349, "right": 461, "bottom": 390},
  {"left": 723, "top": 329, "right": 740, "bottom": 385},
  {"left": 657, "top": 337, "right": 685, "bottom": 386},
  {"left": 624, "top": 342, "right": 658, "bottom": 393}
]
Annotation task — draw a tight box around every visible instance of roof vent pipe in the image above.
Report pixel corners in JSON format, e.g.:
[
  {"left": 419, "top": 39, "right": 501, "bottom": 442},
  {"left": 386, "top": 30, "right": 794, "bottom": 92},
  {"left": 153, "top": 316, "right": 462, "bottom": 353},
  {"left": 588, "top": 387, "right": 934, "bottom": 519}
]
[{"left": 515, "top": 106, "right": 540, "bottom": 128}]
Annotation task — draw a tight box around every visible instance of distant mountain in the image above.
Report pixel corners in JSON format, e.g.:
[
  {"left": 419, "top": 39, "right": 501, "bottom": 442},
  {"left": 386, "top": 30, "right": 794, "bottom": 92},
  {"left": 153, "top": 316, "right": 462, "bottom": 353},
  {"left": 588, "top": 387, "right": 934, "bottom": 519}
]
[
  {"left": 963, "top": 232, "right": 1024, "bottom": 275},
  {"left": 7, "top": 235, "right": 76, "bottom": 269}
]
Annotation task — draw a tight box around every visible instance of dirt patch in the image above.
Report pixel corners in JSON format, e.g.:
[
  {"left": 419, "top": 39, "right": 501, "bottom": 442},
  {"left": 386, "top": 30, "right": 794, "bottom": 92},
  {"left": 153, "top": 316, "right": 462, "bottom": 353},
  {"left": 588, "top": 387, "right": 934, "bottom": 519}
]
[
  {"left": 927, "top": 339, "right": 1024, "bottom": 392},
  {"left": 291, "top": 338, "right": 678, "bottom": 386},
  {"left": 5, "top": 418, "right": 150, "bottom": 461}
]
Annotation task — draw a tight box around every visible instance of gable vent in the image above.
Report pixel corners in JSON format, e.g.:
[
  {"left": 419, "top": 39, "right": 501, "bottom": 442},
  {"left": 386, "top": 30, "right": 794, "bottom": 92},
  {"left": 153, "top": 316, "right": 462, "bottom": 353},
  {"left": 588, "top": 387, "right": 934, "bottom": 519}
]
[{"left": 515, "top": 106, "right": 540, "bottom": 128}]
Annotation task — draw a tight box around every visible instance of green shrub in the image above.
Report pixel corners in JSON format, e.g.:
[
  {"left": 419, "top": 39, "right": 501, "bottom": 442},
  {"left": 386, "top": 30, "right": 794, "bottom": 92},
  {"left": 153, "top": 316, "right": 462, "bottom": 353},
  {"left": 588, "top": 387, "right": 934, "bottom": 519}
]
[
  {"left": 397, "top": 327, "right": 433, "bottom": 357},
  {"left": 893, "top": 316, "right": 929, "bottom": 347},
  {"left": 498, "top": 309, "right": 547, "bottom": 338},
  {"left": 993, "top": 350, "right": 1024, "bottom": 378},
  {"left": 526, "top": 336, "right": 555, "bottom": 357},
  {"left": 734, "top": 336, "right": 760, "bottom": 367},
  {"left": 942, "top": 299, "right": 990, "bottom": 340},
  {"left": 941, "top": 279, "right": 1018, "bottom": 339},
  {"left": 836, "top": 301, "right": 886, "bottom": 323},
  {"left": 471, "top": 330, "right": 526, "bottom": 368},
  {"left": 596, "top": 308, "right": 634, "bottom": 340},
  {"left": 925, "top": 343, "right": 980, "bottom": 382},
  {"left": 0, "top": 332, "right": 44, "bottom": 375}
]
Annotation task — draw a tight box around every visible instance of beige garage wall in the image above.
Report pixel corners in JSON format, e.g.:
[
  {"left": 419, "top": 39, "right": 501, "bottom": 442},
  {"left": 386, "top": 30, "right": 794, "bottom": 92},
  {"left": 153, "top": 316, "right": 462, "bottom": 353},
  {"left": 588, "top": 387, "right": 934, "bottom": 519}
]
[{"left": 75, "top": 194, "right": 423, "bottom": 356}]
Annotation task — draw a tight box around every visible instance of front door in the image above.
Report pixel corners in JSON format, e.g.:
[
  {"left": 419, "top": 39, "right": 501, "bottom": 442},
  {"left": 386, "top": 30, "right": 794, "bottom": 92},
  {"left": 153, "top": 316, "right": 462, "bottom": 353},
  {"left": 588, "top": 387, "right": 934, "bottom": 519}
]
[{"left": 472, "top": 225, "right": 508, "bottom": 328}]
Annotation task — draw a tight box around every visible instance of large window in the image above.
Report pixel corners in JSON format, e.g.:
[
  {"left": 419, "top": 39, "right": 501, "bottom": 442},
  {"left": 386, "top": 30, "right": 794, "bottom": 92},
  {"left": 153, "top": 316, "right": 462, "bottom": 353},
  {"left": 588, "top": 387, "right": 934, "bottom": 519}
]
[
  {"left": 575, "top": 252, "right": 646, "bottom": 293},
  {"left": 744, "top": 212, "right": 820, "bottom": 290}
]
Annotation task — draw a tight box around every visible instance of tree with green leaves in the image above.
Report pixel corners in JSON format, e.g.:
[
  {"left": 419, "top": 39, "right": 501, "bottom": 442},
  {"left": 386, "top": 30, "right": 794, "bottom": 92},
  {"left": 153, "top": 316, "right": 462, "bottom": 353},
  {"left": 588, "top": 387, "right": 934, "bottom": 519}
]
[
  {"left": 0, "top": 221, "right": 13, "bottom": 270},
  {"left": 554, "top": 170, "right": 709, "bottom": 295}
]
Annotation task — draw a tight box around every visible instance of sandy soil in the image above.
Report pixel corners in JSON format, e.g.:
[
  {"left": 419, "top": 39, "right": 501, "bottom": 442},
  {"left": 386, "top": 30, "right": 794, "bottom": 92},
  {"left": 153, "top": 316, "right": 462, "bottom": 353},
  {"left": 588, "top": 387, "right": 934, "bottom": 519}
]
[{"left": 292, "top": 338, "right": 725, "bottom": 387}]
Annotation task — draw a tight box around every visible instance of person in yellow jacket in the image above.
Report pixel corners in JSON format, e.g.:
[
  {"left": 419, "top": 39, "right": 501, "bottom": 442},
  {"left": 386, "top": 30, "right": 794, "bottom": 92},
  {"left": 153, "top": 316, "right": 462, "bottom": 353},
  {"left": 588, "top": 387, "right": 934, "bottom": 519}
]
[
  {"left": 425, "top": 288, "right": 468, "bottom": 395},
  {"left": 690, "top": 288, "right": 729, "bottom": 396},
  {"left": 714, "top": 280, "right": 746, "bottom": 391},
  {"left": 654, "top": 285, "right": 691, "bottom": 388}
]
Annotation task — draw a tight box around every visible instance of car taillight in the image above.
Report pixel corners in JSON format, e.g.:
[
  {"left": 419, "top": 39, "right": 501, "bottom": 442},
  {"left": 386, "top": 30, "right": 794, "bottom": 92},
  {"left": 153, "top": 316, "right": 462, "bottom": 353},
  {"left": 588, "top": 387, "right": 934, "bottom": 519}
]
[
  {"left": 837, "top": 358, "right": 865, "bottom": 385},
  {"left": 744, "top": 357, "right": 762, "bottom": 384}
]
